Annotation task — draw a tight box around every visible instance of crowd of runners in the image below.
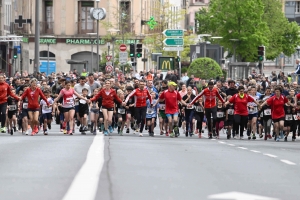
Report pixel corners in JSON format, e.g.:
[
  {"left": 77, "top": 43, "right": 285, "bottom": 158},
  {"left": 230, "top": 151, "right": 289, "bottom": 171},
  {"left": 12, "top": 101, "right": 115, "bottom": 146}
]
[{"left": 0, "top": 69, "right": 300, "bottom": 142}]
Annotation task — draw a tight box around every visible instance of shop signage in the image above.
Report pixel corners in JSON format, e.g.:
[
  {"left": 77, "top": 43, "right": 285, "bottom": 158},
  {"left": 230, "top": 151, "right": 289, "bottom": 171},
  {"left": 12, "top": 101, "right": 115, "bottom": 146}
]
[
  {"left": 40, "top": 38, "right": 57, "bottom": 44},
  {"left": 65, "top": 39, "right": 140, "bottom": 45}
]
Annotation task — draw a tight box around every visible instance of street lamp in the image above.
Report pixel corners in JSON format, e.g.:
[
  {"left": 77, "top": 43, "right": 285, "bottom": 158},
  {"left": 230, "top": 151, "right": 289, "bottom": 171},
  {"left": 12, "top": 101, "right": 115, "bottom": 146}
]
[
  {"left": 43, "top": 35, "right": 55, "bottom": 76},
  {"left": 107, "top": 42, "right": 111, "bottom": 56},
  {"left": 107, "top": 28, "right": 120, "bottom": 70},
  {"left": 87, "top": 33, "right": 96, "bottom": 72},
  {"left": 229, "top": 39, "right": 239, "bottom": 62}
]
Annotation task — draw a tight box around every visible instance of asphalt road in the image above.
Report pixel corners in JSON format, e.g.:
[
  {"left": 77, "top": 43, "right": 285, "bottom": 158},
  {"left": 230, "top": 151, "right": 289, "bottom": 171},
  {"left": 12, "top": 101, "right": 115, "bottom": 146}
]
[{"left": 0, "top": 124, "right": 299, "bottom": 200}]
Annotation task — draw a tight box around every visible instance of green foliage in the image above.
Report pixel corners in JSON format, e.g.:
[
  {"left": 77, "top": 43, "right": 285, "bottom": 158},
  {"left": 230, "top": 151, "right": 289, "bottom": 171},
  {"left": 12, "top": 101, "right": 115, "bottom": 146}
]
[
  {"left": 195, "top": 0, "right": 300, "bottom": 61},
  {"left": 188, "top": 58, "right": 223, "bottom": 79},
  {"left": 181, "top": 67, "right": 188, "bottom": 74}
]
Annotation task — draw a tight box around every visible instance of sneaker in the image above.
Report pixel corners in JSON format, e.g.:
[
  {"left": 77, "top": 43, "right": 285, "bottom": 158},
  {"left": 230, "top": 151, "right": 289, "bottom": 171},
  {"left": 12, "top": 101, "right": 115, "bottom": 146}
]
[
  {"left": 48, "top": 123, "right": 51, "bottom": 130},
  {"left": 170, "top": 131, "right": 175, "bottom": 138},
  {"left": 198, "top": 133, "right": 202, "bottom": 138},
  {"left": 2, "top": 127, "right": 6, "bottom": 133},
  {"left": 83, "top": 126, "right": 88, "bottom": 131},
  {"left": 264, "top": 135, "right": 267, "bottom": 140},
  {"left": 108, "top": 126, "right": 113, "bottom": 133},
  {"left": 248, "top": 136, "right": 251, "bottom": 140},
  {"left": 31, "top": 131, "right": 35, "bottom": 136},
  {"left": 44, "top": 130, "right": 48, "bottom": 135},
  {"left": 139, "top": 133, "right": 143, "bottom": 137},
  {"left": 284, "top": 137, "right": 287, "bottom": 142},
  {"left": 259, "top": 134, "right": 263, "bottom": 139},
  {"left": 81, "top": 131, "right": 86, "bottom": 135},
  {"left": 60, "top": 129, "right": 63, "bottom": 132},
  {"left": 10, "top": 129, "right": 13, "bottom": 135},
  {"left": 25, "top": 130, "right": 29, "bottom": 135},
  {"left": 212, "top": 129, "right": 216, "bottom": 137},
  {"left": 104, "top": 130, "right": 109, "bottom": 136},
  {"left": 120, "top": 131, "right": 123, "bottom": 136},
  {"left": 126, "top": 128, "right": 130, "bottom": 134},
  {"left": 165, "top": 131, "right": 169, "bottom": 137},
  {"left": 67, "top": 130, "right": 72, "bottom": 135},
  {"left": 63, "top": 129, "right": 67, "bottom": 134},
  {"left": 13, "top": 127, "right": 16, "bottom": 132},
  {"left": 280, "top": 131, "right": 284, "bottom": 139},
  {"left": 79, "top": 126, "right": 83, "bottom": 132},
  {"left": 276, "top": 137, "right": 280, "bottom": 142},
  {"left": 76, "top": 120, "right": 80, "bottom": 127},
  {"left": 240, "top": 136, "right": 244, "bottom": 140},
  {"left": 34, "top": 126, "right": 39, "bottom": 134},
  {"left": 292, "top": 137, "right": 296, "bottom": 142},
  {"left": 252, "top": 134, "right": 256, "bottom": 140},
  {"left": 208, "top": 134, "right": 212, "bottom": 139}
]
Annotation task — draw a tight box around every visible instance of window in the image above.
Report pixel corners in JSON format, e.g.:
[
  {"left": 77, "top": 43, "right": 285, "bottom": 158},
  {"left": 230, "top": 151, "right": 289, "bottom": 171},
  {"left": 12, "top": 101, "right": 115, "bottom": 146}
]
[
  {"left": 44, "top": 1, "right": 53, "bottom": 34},
  {"left": 296, "top": 1, "right": 300, "bottom": 13},
  {"left": 195, "top": 0, "right": 204, "bottom": 2},
  {"left": 120, "top": 1, "right": 131, "bottom": 33},
  {"left": 78, "top": 1, "right": 94, "bottom": 34}
]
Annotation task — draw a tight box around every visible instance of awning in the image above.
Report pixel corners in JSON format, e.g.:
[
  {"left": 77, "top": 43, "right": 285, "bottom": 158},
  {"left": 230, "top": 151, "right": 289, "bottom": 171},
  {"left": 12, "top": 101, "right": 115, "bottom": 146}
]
[{"left": 66, "top": 59, "right": 88, "bottom": 64}]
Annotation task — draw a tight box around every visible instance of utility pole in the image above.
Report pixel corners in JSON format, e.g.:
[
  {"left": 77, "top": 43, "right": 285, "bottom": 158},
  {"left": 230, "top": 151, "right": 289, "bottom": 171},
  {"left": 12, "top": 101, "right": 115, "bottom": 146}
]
[
  {"left": 34, "top": 0, "right": 40, "bottom": 73},
  {"left": 96, "top": 1, "right": 99, "bottom": 71}
]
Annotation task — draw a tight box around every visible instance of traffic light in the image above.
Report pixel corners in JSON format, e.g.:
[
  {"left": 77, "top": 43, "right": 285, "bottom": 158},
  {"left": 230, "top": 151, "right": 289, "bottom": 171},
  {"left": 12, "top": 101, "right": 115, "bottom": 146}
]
[
  {"left": 13, "top": 48, "right": 18, "bottom": 59},
  {"left": 257, "top": 46, "right": 265, "bottom": 61},
  {"left": 176, "top": 56, "right": 180, "bottom": 62},
  {"left": 129, "top": 43, "right": 135, "bottom": 58},
  {"left": 136, "top": 44, "right": 142, "bottom": 58}
]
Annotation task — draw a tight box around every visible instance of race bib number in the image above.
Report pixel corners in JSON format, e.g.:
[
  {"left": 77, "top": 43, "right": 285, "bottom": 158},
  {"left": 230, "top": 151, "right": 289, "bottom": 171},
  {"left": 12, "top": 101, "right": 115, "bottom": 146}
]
[
  {"left": 227, "top": 109, "right": 234, "bottom": 115},
  {"left": 217, "top": 112, "right": 224, "bottom": 118},
  {"left": 260, "top": 112, "right": 263, "bottom": 118},
  {"left": 264, "top": 109, "right": 271, "bottom": 116},
  {"left": 285, "top": 114, "right": 293, "bottom": 121},
  {"left": 297, "top": 113, "right": 300, "bottom": 118},
  {"left": 147, "top": 108, "right": 154, "bottom": 114},
  {"left": 79, "top": 99, "right": 86, "bottom": 104},
  {"left": 294, "top": 115, "right": 298, "bottom": 120},
  {"left": 249, "top": 106, "right": 257, "bottom": 112},
  {"left": 92, "top": 103, "right": 97, "bottom": 109},
  {"left": 23, "top": 103, "right": 28, "bottom": 109},
  {"left": 159, "top": 104, "right": 165, "bottom": 110},
  {"left": 66, "top": 98, "right": 74, "bottom": 105},
  {"left": 196, "top": 106, "right": 203, "bottom": 112},
  {"left": 9, "top": 105, "right": 17, "bottom": 111},
  {"left": 75, "top": 101, "right": 79, "bottom": 106},
  {"left": 118, "top": 108, "right": 126, "bottom": 114}
]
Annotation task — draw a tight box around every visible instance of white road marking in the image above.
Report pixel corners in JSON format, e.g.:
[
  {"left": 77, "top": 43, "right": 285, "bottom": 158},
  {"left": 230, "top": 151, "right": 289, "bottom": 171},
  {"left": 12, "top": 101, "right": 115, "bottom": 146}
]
[
  {"left": 280, "top": 160, "right": 296, "bottom": 165},
  {"left": 208, "top": 191, "right": 279, "bottom": 200},
  {"left": 264, "top": 153, "right": 277, "bottom": 158},
  {"left": 211, "top": 139, "right": 216, "bottom": 141},
  {"left": 218, "top": 141, "right": 226, "bottom": 144},
  {"left": 250, "top": 150, "right": 261, "bottom": 153},
  {"left": 237, "top": 147, "right": 247, "bottom": 150},
  {"left": 62, "top": 134, "right": 105, "bottom": 200},
  {"left": 227, "top": 144, "right": 235, "bottom": 146}
]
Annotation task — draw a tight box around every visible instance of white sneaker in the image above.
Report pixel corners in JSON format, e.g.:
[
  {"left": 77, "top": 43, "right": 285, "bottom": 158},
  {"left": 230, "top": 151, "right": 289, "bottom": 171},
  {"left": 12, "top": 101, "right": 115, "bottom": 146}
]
[
  {"left": 139, "top": 133, "right": 143, "bottom": 137},
  {"left": 25, "top": 130, "right": 29, "bottom": 135}
]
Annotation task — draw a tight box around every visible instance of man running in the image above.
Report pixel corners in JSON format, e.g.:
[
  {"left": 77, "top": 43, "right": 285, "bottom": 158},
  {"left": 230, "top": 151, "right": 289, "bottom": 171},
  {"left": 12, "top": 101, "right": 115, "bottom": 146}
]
[
  {"left": 189, "top": 81, "right": 225, "bottom": 138},
  {"left": 158, "top": 81, "right": 187, "bottom": 138}
]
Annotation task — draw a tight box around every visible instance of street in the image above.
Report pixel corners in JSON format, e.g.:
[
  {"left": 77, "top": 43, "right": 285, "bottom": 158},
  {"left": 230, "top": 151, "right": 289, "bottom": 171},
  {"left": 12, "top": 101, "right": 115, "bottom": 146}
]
[{"left": 0, "top": 124, "right": 299, "bottom": 200}]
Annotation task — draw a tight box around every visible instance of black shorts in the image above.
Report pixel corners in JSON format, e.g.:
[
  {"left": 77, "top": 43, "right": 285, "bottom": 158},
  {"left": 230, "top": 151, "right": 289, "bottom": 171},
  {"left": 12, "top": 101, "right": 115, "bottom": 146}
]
[
  {"left": 102, "top": 107, "right": 114, "bottom": 111},
  {"left": 79, "top": 109, "right": 89, "bottom": 118},
  {"left": 126, "top": 108, "right": 134, "bottom": 115},
  {"left": 225, "top": 119, "right": 233, "bottom": 126},
  {"left": 63, "top": 107, "right": 75, "bottom": 113},
  {"left": 146, "top": 117, "right": 155, "bottom": 122},
  {"left": 284, "top": 120, "right": 293, "bottom": 127},
  {"left": 99, "top": 112, "right": 104, "bottom": 119},
  {"left": 21, "top": 110, "right": 28, "bottom": 119},
  {"left": 42, "top": 113, "right": 52, "bottom": 120},
  {"left": 28, "top": 108, "right": 40, "bottom": 112},
  {"left": 273, "top": 117, "right": 285, "bottom": 123},
  {"left": 8, "top": 111, "right": 17, "bottom": 119},
  {"left": 118, "top": 114, "right": 126, "bottom": 121}
]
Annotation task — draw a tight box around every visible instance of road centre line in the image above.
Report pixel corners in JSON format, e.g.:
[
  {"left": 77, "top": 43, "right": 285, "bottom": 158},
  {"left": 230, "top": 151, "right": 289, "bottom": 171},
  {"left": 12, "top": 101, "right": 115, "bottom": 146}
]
[
  {"left": 263, "top": 154, "right": 277, "bottom": 158},
  {"left": 280, "top": 160, "right": 296, "bottom": 165},
  {"left": 250, "top": 150, "right": 261, "bottom": 153},
  {"left": 237, "top": 147, "right": 247, "bottom": 150}
]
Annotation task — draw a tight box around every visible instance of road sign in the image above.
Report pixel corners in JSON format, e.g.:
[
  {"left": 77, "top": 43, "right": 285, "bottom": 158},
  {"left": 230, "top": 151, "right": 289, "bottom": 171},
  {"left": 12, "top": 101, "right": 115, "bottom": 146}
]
[
  {"left": 106, "top": 55, "right": 112, "bottom": 61},
  {"left": 163, "top": 38, "right": 184, "bottom": 46},
  {"left": 119, "top": 52, "right": 128, "bottom": 64},
  {"left": 119, "top": 44, "right": 127, "bottom": 52},
  {"left": 106, "top": 62, "right": 112, "bottom": 66},
  {"left": 163, "top": 46, "right": 184, "bottom": 51},
  {"left": 163, "top": 29, "right": 183, "bottom": 37},
  {"left": 105, "top": 65, "right": 113, "bottom": 72},
  {"left": 208, "top": 192, "right": 278, "bottom": 200}
]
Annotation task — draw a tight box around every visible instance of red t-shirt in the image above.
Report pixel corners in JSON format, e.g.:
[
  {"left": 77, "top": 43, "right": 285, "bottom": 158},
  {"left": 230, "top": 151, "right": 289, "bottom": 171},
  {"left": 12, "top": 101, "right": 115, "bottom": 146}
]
[
  {"left": 229, "top": 94, "right": 254, "bottom": 116},
  {"left": 159, "top": 90, "right": 182, "bottom": 114},
  {"left": 266, "top": 95, "right": 288, "bottom": 119}
]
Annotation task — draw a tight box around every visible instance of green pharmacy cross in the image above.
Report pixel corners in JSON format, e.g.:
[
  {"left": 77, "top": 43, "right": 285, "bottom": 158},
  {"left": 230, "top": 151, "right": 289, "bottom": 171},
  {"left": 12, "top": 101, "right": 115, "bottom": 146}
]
[{"left": 147, "top": 16, "right": 157, "bottom": 30}]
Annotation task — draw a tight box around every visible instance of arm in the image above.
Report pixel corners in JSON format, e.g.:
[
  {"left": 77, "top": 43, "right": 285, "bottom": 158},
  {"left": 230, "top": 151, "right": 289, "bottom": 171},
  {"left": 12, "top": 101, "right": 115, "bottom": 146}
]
[
  {"left": 113, "top": 91, "right": 123, "bottom": 104},
  {"left": 53, "top": 92, "right": 63, "bottom": 104},
  {"left": 189, "top": 89, "right": 204, "bottom": 105},
  {"left": 90, "top": 89, "right": 102, "bottom": 102},
  {"left": 124, "top": 89, "right": 136, "bottom": 104},
  {"left": 39, "top": 89, "right": 50, "bottom": 106},
  {"left": 20, "top": 89, "right": 28, "bottom": 101},
  {"left": 216, "top": 89, "right": 225, "bottom": 103},
  {"left": 7, "top": 86, "right": 19, "bottom": 100},
  {"left": 146, "top": 90, "right": 152, "bottom": 104}
]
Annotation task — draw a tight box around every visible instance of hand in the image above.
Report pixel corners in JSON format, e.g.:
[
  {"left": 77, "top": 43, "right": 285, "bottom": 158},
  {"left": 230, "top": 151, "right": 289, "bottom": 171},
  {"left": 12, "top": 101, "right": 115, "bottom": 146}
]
[
  {"left": 150, "top": 104, "right": 153, "bottom": 108},
  {"left": 86, "top": 99, "right": 90, "bottom": 104},
  {"left": 18, "top": 97, "right": 22, "bottom": 101},
  {"left": 122, "top": 102, "right": 126, "bottom": 106}
]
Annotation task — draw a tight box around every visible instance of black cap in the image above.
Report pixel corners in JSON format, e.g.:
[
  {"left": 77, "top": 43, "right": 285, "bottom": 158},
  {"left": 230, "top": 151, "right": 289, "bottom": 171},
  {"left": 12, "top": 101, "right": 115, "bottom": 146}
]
[{"left": 88, "top": 73, "right": 94, "bottom": 76}]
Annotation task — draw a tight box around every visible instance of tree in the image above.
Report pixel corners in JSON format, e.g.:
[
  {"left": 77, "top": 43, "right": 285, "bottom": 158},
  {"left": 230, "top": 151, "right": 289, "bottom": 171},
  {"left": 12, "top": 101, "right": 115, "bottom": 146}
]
[{"left": 188, "top": 58, "right": 223, "bottom": 79}]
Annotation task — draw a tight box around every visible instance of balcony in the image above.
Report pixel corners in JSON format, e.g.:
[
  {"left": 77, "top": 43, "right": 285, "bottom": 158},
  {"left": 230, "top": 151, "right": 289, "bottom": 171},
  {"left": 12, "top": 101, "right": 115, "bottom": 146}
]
[
  {"left": 13, "top": 23, "right": 29, "bottom": 34},
  {"left": 40, "top": 21, "right": 54, "bottom": 35}
]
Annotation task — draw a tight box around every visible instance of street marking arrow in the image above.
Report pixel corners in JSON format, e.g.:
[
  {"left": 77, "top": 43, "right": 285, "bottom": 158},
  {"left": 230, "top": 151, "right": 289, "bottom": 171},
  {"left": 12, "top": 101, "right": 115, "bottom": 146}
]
[{"left": 208, "top": 192, "right": 279, "bottom": 200}]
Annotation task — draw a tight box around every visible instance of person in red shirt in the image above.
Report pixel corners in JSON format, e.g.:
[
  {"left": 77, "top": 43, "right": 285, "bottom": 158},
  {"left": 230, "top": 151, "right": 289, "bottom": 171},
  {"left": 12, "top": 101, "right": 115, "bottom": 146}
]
[
  {"left": 261, "top": 87, "right": 293, "bottom": 142},
  {"left": 90, "top": 80, "right": 125, "bottom": 136},
  {"left": 20, "top": 78, "right": 50, "bottom": 135},
  {"left": 124, "top": 80, "right": 152, "bottom": 135},
  {"left": 158, "top": 81, "right": 187, "bottom": 137},
  {"left": 225, "top": 86, "right": 259, "bottom": 139},
  {"left": 189, "top": 81, "right": 225, "bottom": 138},
  {"left": 0, "top": 75, "right": 19, "bottom": 132}
]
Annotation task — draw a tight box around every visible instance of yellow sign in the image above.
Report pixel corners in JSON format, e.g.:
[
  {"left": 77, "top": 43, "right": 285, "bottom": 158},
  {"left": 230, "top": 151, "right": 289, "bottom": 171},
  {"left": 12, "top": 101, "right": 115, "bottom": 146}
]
[{"left": 162, "top": 61, "right": 171, "bottom": 70}]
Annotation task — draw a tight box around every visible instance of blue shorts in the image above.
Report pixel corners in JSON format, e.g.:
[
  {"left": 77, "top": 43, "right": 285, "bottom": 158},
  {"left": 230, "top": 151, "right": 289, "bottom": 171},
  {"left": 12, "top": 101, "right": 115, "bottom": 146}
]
[
  {"left": 42, "top": 113, "right": 52, "bottom": 120},
  {"left": 75, "top": 105, "right": 79, "bottom": 112},
  {"left": 166, "top": 112, "right": 179, "bottom": 118},
  {"left": 248, "top": 113, "right": 258, "bottom": 120}
]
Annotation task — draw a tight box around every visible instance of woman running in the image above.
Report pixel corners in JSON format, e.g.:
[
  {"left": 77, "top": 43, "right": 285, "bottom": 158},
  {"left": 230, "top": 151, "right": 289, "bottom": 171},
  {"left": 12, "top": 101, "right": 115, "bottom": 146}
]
[
  {"left": 90, "top": 80, "right": 126, "bottom": 136},
  {"left": 225, "top": 86, "right": 260, "bottom": 139},
  {"left": 20, "top": 78, "right": 50, "bottom": 135},
  {"left": 53, "top": 80, "right": 87, "bottom": 135}
]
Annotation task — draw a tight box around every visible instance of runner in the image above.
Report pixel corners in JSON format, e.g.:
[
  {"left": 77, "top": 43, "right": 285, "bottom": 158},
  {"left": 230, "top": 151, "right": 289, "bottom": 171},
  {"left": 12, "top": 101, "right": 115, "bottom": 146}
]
[
  {"left": 0, "top": 75, "right": 20, "bottom": 133},
  {"left": 53, "top": 80, "right": 87, "bottom": 135},
  {"left": 124, "top": 80, "right": 152, "bottom": 136},
  {"left": 20, "top": 78, "right": 50, "bottom": 136},
  {"left": 189, "top": 81, "right": 225, "bottom": 139},
  {"left": 90, "top": 80, "right": 126, "bottom": 136},
  {"left": 158, "top": 81, "right": 187, "bottom": 138},
  {"left": 40, "top": 89, "right": 55, "bottom": 135}
]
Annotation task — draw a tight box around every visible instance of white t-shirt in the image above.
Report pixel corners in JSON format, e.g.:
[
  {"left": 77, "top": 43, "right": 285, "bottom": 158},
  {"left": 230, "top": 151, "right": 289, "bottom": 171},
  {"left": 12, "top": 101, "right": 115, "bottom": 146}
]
[{"left": 40, "top": 97, "right": 54, "bottom": 114}]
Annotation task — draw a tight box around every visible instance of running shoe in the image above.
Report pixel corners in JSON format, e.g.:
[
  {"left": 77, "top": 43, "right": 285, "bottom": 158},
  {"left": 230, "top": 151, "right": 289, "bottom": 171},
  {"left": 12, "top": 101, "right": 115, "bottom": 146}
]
[
  {"left": 67, "top": 129, "right": 73, "bottom": 135},
  {"left": 44, "top": 130, "right": 48, "bottom": 135},
  {"left": 63, "top": 129, "right": 67, "bottom": 134},
  {"left": 259, "top": 134, "right": 263, "bottom": 139},
  {"left": 10, "top": 129, "right": 13, "bottom": 135},
  {"left": 25, "top": 130, "right": 29, "bottom": 135},
  {"left": 198, "top": 133, "right": 202, "bottom": 138},
  {"left": 139, "top": 133, "right": 143, "bottom": 137},
  {"left": 284, "top": 137, "right": 287, "bottom": 142},
  {"left": 31, "top": 131, "right": 35, "bottom": 136},
  {"left": 276, "top": 137, "right": 279, "bottom": 142},
  {"left": 280, "top": 131, "right": 284, "bottom": 139},
  {"left": 119, "top": 131, "right": 123, "bottom": 136},
  {"left": 2, "top": 127, "right": 6, "bottom": 133},
  {"left": 48, "top": 123, "right": 51, "bottom": 130},
  {"left": 83, "top": 126, "right": 88, "bottom": 131},
  {"left": 292, "top": 136, "right": 296, "bottom": 142},
  {"left": 79, "top": 126, "right": 83, "bottom": 132},
  {"left": 34, "top": 126, "right": 39, "bottom": 134},
  {"left": 252, "top": 133, "right": 256, "bottom": 140},
  {"left": 108, "top": 126, "right": 113, "bottom": 133},
  {"left": 165, "top": 131, "right": 169, "bottom": 137},
  {"left": 13, "top": 127, "right": 16, "bottom": 132},
  {"left": 240, "top": 136, "right": 244, "bottom": 140},
  {"left": 81, "top": 131, "right": 86, "bottom": 135},
  {"left": 208, "top": 134, "right": 212, "bottom": 139},
  {"left": 126, "top": 128, "right": 130, "bottom": 134},
  {"left": 170, "top": 131, "right": 175, "bottom": 138},
  {"left": 76, "top": 120, "right": 80, "bottom": 127},
  {"left": 104, "top": 130, "right": 109, "bottom": 136},
  {"left": 267, "top": 134, "right": 272, "bottom": 139},
  {"left": 264, "top": 135, "right": 267, "bottom": 140}
]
